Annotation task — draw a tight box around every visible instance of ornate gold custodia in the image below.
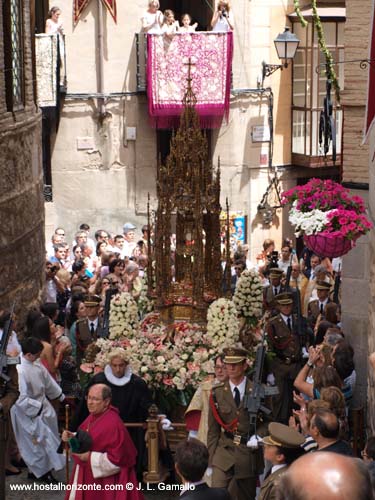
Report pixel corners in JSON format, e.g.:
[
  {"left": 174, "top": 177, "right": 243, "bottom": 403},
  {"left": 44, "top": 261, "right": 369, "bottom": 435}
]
[{"left": 154, "top": 61, "right": 223, "bottom": 324}]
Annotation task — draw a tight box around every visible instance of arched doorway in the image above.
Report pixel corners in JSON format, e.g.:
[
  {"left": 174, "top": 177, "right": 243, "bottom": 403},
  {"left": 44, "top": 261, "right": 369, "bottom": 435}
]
[{"left": 159, "top": 0, "right": 214, "bottom": 31}]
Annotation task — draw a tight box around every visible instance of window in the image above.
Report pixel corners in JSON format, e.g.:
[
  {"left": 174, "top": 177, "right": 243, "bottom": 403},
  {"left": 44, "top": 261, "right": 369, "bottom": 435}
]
[
  {"left": 291, "top": 17, "right": 344, "bottom": 166},
  {"left": 3, "top": 0, "right": 24, "bottom": 111}
]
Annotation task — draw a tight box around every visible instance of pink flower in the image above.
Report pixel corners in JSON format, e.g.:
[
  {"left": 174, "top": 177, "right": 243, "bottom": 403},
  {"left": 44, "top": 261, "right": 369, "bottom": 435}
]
[{"left": 162, "top": 377, "right": 174, "bottom": 386}]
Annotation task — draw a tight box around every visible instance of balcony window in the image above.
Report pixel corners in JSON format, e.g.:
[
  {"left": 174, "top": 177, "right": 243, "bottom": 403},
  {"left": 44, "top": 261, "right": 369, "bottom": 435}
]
[
  {"left": 2, "top": 0, "right": 24, "bottom": 111},
  {"left": 290, "top": 9, "right": 345, "bottom": 167}
]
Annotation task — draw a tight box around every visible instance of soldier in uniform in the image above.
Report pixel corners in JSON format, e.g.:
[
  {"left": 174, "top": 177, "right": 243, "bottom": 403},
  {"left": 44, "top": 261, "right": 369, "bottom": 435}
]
[
  {"left": 263, "top": 268, "right": 285, "bottom": 313},
  {"left": 75, "top": 295, "right": 104, "bottom": 363},
  {"left": 258, "top": 422, "right": 305, "bottom": 500},
  {"left": 307, "top": 280, "right": 332, "bottom": 328},
  {"left": 266, "top": 293, "right": 311, "bottom": 424},
  {"left": 207, "top": 347, "right": 268, "bottom": 500}
]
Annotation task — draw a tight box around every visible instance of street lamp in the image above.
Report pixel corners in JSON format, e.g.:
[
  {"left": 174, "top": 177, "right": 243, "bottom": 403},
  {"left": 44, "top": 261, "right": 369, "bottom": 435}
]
[{"left": 261, "top": 27, "right": 300, "bottom": 86}]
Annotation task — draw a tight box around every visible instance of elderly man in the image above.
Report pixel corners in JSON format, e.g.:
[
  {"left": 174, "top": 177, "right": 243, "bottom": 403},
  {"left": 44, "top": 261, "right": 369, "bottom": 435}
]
[
  {"left": 123, "top": 222, "right": 137, "bottom": 258},
  {"left": 207, "top": 347, "right": 268, "bottom": 500},
  {"left": 71, "top": 349, "right": 153, "bottom": 478},
  {"left": 309, "top": 408, "right": 353, "bottom": 456},
  {"left": 63, "top": 384, "right": 142, "bottom": 500},
  {"left": 277, "top": 452, "right": 373, "bottom": 500}
]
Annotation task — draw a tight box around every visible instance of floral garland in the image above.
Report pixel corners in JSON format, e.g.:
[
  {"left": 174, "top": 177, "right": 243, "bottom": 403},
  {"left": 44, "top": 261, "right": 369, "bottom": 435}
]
[
  {"left": 109, "top": 292, "right": 139, "bottom": 340},
  {"left": 293, "top": 0, "right": 340, "bottom": 101},
  {"left": 206, "top": 298, "right": 240, "bottom": 349},
  {"left": 233, "top": 270, "right": 263, "bottom": 326}
]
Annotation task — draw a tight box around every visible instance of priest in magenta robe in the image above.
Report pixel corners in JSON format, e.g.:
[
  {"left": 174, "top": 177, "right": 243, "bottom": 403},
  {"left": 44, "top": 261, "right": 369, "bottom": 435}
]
[{"left": 63, "top": 383, "right": 143, "bottom": 500}]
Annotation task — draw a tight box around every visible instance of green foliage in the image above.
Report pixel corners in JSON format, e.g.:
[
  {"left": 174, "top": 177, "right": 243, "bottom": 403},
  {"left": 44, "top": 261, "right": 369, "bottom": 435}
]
[{"left": 293, "top": 0, "right": 340, "bottom": 102}]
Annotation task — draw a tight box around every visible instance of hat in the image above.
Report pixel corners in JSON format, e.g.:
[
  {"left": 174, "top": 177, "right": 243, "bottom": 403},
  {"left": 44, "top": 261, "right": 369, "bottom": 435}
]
[
  {"left": 316, "top": 281, "right": 331, "bottom": 291},
  {"left": 84, "top": 294, "right": 101, "bottom": 307},
  {"left": 269, "top": 268, "right": 284, "bottom": 279},
  {"left": 123, "top": 222, "right": 136, "bottom": 233},
  {"left": 69, "top": 430, "right": 93, "bottom": 453},
  {"left": 223, "top": 347, "right": 249, "bottom": 364},
  {"left": 262, "top": 422, "right": 304, "bottom": 448},
  {"left": 275, "top": 292, "right": 294, "bottom": 306}
]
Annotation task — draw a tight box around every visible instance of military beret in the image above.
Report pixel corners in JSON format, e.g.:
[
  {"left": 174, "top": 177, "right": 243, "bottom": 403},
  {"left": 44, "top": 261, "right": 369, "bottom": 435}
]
[{"left": 262, "top": 422, "right": 304, "bottom": 448}]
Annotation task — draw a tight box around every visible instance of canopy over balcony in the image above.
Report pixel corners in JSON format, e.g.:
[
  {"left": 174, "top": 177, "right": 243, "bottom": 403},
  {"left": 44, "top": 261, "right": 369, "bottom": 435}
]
[{"left": 147, "top": 32, "right": 233, "bottom": 129}]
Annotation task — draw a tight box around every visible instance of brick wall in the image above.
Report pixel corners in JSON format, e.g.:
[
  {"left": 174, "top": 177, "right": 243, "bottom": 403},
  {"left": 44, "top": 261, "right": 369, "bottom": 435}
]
[{"left": 341, "top": 0, "right": 372, "bottom": 183}]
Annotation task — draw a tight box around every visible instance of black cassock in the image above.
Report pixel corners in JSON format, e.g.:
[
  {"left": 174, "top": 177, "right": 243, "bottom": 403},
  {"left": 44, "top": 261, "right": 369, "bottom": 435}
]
[{"left": 70, "top": 372, "right": 153, "bottom": 479}]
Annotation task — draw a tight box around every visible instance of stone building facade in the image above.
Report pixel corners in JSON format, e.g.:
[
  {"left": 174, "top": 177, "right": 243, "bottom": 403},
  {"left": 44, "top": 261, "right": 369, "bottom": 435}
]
[
  {"left": 0, "top": 0, "right": 44, "bottom": 316},
  {"left": 44, "top": 0, "right": 313, "bottom": 258},
  {"left": 338, "top": 0, "right": 372, "bottom": 414}
]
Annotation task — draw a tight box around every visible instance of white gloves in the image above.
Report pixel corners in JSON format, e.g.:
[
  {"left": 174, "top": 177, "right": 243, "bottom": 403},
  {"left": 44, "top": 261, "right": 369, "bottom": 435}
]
[
  {"left": 205, "top": 467, "right": 213, "bottom": 477},
  {"left": 247, "top": 435, "right": 261, "bottom": 449},
  {"left": 188, "top": 430, "right": 198, "bottom": 439},
  {"left": 267, "top": 373, "right": 275, "bottom": 386},
  {"left": 161, "top": 418, "right": 173, "bottom": 430}
]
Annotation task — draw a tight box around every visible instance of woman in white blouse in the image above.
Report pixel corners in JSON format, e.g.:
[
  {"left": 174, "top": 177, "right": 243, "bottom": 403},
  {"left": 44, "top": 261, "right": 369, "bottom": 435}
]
[
  {"left": 45, "top": 6, "right": 64, "bottom": 35},
  {"left": 141, "top": 0, "right": 163, "bottom": 34},
  {"left": 211, "top": 1, "right": 234, "bottom": 32}
]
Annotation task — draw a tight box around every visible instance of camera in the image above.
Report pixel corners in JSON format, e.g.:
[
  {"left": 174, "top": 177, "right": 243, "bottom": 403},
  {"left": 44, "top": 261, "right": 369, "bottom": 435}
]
[
  {"left": 50, "top": 265, "right": 58, "bottom": 273},
  {"left": 222, "top": 9, "right": 228, "bottom": 17}
]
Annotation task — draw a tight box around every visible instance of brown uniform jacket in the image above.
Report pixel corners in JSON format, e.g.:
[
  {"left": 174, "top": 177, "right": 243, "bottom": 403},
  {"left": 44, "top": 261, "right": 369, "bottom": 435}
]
[
  {"left": 307, "top": 299, "right": 331, "bottom": 327},
  {"left": 266, "top": 314, "right": 302, "bottom": 361},
  {"left": 258, "top": 466, "right": 287, "bottom": 500},
  {"left": 207, "top": 379, "right": 267, "bottom": 479}
]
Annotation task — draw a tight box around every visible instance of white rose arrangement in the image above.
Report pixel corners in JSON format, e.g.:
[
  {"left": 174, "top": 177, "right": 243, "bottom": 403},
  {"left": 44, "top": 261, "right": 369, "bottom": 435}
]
[
  {"left": 233, "top": 269, "right": 263, "bottom": 326},
  {"left": 206, "top": 298, "right": 240, "bottom": 349},
  {"left": 109, "top": 292, "right": 139, "bottom": 340}
]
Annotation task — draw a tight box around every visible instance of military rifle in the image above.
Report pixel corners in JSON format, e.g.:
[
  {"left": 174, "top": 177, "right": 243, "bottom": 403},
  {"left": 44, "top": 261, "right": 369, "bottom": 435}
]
[
  {"left": 243, "top": 325, "right": 278, "bottom": 435},
  {"left": 284, "top": 255, "right": 293, "bottom": 290},
  {"left": 101, "top": 286, "right": 118, "bottom": 338},
  {"left": 333, "top": 264, "right": 341, "bottom": 304},
  {"left": 0, "top": 303, "right": 15, "bottom": 383}
]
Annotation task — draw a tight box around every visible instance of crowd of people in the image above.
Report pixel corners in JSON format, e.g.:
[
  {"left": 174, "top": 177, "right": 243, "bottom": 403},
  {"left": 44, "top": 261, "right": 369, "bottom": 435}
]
[
  {"left": 0, "top": 219, "right": 374, "bottom": 500},
  {"left": 141, "top": 0, "right": 233, "bottom": 34}
]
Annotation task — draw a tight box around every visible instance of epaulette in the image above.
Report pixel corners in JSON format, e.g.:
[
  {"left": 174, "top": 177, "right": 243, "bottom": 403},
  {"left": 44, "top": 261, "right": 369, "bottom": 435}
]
[
  {"left": 268, "top": 314, "right": 281, "bottom": 324},
  {"left": 76, "top": 318, "right": 87, "bottom": 324},
  {"left": 212, "top": 382, "right": 224, "bottom": 390}
]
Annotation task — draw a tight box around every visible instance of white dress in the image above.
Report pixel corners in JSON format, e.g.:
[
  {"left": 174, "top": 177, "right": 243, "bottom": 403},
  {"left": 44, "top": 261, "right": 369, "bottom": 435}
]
[
  {"left": 11, "top": 356, "right": 65, "bottom": 478},
  {"left": 212, "top": 13, "right": 233, "bottom": 33},
  {"left": 141, "top": 10, "right": 163, "bottom": 34}
]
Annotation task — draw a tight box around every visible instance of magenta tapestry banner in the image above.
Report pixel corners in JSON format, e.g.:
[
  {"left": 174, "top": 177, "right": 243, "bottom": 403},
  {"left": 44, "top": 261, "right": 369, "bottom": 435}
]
[{"left": 147, "top": 32, "right": 233, "bottom": 129}]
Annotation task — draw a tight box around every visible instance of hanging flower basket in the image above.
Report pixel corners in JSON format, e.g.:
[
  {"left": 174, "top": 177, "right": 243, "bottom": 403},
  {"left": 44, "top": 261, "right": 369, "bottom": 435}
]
[
  {"left": 304, "top": 233, "right": 356, "bottom": 258},
  {"left": 281, "top": 179, "right": 372, "bottom": 256}
]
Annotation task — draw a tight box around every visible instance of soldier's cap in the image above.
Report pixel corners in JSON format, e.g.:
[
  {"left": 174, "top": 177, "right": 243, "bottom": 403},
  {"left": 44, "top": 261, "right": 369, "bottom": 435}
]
[
  {"left": 269, "top": 268, "right": 284, "bottom": 279},
  {"left": 84, "top": 294, "right": 101, "bottom": 307},
  {"left": 123, "top": 222, "right": 136, "bottom": 233},
  {"left": 275, "top": 292, "right": 294, "bottom": 306},
  {"left": 316, "top": 280, "right": 331, "bottom": 291},
  {"left": 223, "top": 347, "right": 249, "bottom": 364},
  {"left": 261, "top": 422, "right": 305, "bottom": 448}
]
